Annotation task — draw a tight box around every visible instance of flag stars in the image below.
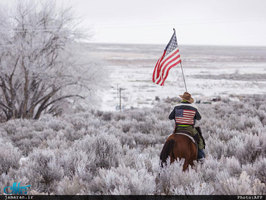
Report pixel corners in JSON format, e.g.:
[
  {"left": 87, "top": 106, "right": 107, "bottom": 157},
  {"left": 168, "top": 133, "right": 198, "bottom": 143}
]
[{"left": 166, "top": 33, "right": 178, "bottom": 56}]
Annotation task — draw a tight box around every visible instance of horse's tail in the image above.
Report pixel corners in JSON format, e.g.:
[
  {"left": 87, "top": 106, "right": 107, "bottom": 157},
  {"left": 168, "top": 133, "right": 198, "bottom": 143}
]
[{"left": 160, "top": 139, "right": 175, "bottom": 167}]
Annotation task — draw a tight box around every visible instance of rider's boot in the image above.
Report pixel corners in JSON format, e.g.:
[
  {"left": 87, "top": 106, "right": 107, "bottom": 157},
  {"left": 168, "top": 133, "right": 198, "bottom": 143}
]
[{"left": 197, "top": 148, "right": 205, "bottom": 163}]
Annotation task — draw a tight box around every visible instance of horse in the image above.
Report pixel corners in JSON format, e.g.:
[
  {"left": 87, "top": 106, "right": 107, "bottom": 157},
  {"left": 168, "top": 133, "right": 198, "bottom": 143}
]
[{"left": 160, "top": 133, "right": 198, "bottom": 171}]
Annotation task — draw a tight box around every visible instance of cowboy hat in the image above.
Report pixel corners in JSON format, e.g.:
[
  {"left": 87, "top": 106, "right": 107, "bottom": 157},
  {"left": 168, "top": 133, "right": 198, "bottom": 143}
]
[{"left": 179, "top": 92, "right": 194, "bottom": 103}]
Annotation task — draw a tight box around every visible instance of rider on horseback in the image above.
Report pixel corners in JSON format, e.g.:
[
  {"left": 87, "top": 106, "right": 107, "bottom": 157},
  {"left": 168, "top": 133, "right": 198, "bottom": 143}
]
[{"left": 169, "top": 92, "right": 205, "bottom": 162}]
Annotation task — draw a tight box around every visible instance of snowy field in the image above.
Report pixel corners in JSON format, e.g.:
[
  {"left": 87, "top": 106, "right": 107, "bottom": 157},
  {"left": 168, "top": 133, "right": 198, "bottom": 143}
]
[
  {"left": 1, "top": 43, "right": 266, "bottom": 195},
  {"left": 1, "top": 95, "right": 265, "bottom": 194},
  {"left": 85, "top": 43, "right": 266, "bottom": 111}
]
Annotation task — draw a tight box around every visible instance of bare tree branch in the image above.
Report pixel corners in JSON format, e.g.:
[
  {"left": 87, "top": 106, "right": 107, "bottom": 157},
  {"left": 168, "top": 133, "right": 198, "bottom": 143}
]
[{"left": 0, "top": 1, "right": 98, "bottom": 121}]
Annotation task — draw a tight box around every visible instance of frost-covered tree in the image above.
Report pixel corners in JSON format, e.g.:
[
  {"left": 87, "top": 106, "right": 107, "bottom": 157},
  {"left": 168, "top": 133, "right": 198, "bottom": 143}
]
[{"left": 0, "top": 1, "right": 99, "bottom": 121}]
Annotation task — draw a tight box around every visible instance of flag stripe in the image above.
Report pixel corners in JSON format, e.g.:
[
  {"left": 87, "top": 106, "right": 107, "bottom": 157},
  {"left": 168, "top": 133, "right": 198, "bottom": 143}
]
[
  {"left": 156, "top": 54, "right": 181, "bottom": 85},
  {"left": 160, "top": 62, "right": 181, "bottom": 85},
  {"left": 155, "top": 52, "right": 180, "bottom": 84},
  {"left": 176, "top": 119, "right": 194, "bottom": 122},
  {"left": 159, "top": 48, "right": 179, "bottom": 69},
  {"left": 175, "top": 121, "right": 194, "bottom": 125},
  {"left": 160, "top": 50, "right": 180, "bottom": 78},
  {"left": 152, "top": 52, "right": 165, "bottom": 82},
  {"left": 154, "top": 49, "right": 178, "bottom": 83},
  {"left": 159, "top": 55, "right": 181, "bottom": 85},
  {"left": 153, "top": 51, "right": 166, "bottom": 82},
  {"left": 177, "top": 116, "right": 194, "bottom": 119},
  {"left": 152, "top": 59, "right": 160, "bottom": 82},
  {"left": 160, "top": 59, "right": 180, "bottom": 86}
]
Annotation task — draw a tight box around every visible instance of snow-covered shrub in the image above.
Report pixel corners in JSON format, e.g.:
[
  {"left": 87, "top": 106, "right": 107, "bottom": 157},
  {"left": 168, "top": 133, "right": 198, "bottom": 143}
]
[
  {"left": 74, "top": 133, "right": 122, "bottom": 170},
  {"left": 3, "top": 121, "right": 17, "bottom": 135},
  {"left": 216, "top": 171, "right": 265, "bottom": 195},
  {"left": 115, "top": 132, "right": 136, "bottom": 148},
  {"left": 0, "top": 139, "right": 21, "bottom": 174},
  {"left": 157, "top": 159, "right": 214, "bottom": 195},
  {"left": 56, "top": 147, "right": 92, "bottom": 181},
  {"left": 223, "top": 157, "right": 242, "bottom": 177},
  {"left": 46, "top": 134, "right": 72, "bottom": 150},
  {"left": 0, "top": 94, "right": 265, "bottom": 194},
  {"left": 102, "top": 112, "right": 113, "bottom": 121},
  {"left": 61, "top": 127, "right": 82, "bottom": 142},
  {"left": 120, "top": 120, "right": 132, "bottom": 133},
  {"left": 121, "top": 147, "right": 158, "bottom": 173},
  {"left": 243, "top": 157, "right": 266, "bottom": 184},
  {"left": 56, "top": 176, "right": 86, "bottom": 195},
  {"left": 46, "top": 118, "right": 70, "bottom": 132},
  {"left": 130, "top": 119, "right": 154, "bottom": 134},
  {"left": 65, "top": 113, "right": 102, "bottom": 133},
  {"left": 236, "top": 134, "right": 264, "bottom": 164},
  {"left": 66, "top": 113, "right": 91, "bottom": 131},
  {"left": 113, "top": 112, "right": 126, "bottom": 121},
  {"left": 201, "top": 156, "right": 223, "bottom": 183},
  {"left": 225, "top": 135, "right": 245, "bottom": 157},
  {"left": 18, "top": 149, "right": 64, "bottom": 194},
  {"left": 253, "top": 157, "right": 266, "bottom": 183},
  {"left": 153, "top": 121, "right": 173, "bottom": 136},
  {"left": 131, "top": 132, "right": 159, "bottom": 147},
  {"left": 89, "top": 165, "right": 155, "bottom": 194},
  {"left": 207, "top": 135, "right": 225, "bottom": 159}
]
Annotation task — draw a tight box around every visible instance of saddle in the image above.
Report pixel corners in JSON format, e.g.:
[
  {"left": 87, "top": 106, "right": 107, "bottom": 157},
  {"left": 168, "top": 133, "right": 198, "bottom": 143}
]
[
  {"left": 174, "top": 130, "right": 197, "bottom": 144},
  {"left": 173, "top": 126, "right": 206, "bottom": 149},
  {"left": 174, "top": 128, "right": 201, "bottom": 147}
]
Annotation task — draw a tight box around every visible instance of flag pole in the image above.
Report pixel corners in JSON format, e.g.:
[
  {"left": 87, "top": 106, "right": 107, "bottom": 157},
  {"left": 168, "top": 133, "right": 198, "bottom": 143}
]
[
  {"left": 173, "top": 28, "right": 187, "bottom": 92},
  {"left": 180, "top": 61, "right": 187, "bottom": 92}
]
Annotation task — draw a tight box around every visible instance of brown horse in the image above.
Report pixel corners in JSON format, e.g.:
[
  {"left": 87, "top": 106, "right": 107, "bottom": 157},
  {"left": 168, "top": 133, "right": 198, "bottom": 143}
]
[{"left": 160, "top": 133, "right": 198, "bottom": 171}]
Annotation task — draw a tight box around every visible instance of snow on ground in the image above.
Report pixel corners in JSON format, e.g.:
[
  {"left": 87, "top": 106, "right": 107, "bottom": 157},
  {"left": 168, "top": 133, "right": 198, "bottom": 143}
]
[
  {"left": 1, "top": 43, "right": 266, "bottom": 195},
  {"left": 85, "top": 43, "right": 266, "bottom": 111},
  {"left": 1, "top": 95, "right": 265, "bottom": 194}
]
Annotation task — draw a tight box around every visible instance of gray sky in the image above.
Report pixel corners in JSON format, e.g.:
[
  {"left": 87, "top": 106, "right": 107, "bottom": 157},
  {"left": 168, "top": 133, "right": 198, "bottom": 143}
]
[{"left": 3, "top": 0, "right": 266, "bottom": 46}]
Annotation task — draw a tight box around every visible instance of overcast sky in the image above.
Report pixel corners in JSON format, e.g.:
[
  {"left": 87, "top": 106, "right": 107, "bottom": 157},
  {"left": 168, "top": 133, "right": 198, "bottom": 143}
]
[{"left": 3, "top": 0, "right": 266, "bottom": 46}]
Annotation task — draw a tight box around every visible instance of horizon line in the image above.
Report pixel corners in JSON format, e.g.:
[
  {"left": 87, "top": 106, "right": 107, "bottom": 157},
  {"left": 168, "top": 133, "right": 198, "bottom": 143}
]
[{"left": 81, "top": 41, "right": 266, "bottom": 48}]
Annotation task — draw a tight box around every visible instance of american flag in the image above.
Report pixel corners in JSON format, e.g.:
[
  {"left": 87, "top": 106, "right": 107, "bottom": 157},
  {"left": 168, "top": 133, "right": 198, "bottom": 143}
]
[
  {"left": 175, "top": 109, "right": 196, "bottom": 125},
  {"left": 152, "top": 29, "right": 181, "bottom": 86}
]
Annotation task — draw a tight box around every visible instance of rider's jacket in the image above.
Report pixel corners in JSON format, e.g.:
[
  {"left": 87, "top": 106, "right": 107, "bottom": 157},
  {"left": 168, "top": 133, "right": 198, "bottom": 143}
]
[{"left": 169, "top": 101, "right": 201, "bottom": 125}]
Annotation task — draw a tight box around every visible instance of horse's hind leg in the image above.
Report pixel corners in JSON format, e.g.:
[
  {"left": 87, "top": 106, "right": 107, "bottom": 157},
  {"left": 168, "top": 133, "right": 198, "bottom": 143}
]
[
  {"left": 183, "top": 158, "right": 195, "bottom": 171},
  {"left": 183, "top": 159, "right": 189, "bottom": 171}
]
